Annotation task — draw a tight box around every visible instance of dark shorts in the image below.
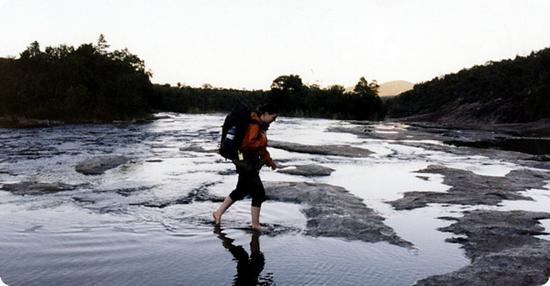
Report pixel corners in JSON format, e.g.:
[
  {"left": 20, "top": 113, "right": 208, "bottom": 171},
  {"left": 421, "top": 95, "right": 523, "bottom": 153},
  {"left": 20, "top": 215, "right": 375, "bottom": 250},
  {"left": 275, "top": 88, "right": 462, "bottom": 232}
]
[{"left": 229, "top": 166, "right": 266, "bottom": 207}]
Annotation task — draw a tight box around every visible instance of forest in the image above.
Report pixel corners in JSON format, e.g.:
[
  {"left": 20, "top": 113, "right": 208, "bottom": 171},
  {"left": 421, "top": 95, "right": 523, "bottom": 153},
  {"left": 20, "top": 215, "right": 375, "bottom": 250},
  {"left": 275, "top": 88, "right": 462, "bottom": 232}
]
[
  {"left": 7, "top": 37, "right": 546, "bottom": 125},
  {"left": 386, "top": 47, "right": 550, "bottom": 123},
  {"left": 154, "top": 75, "right": 385, "bottom": 120},
  {"left": 0, "top": 37, "right": 386, "bottom": 123},
  {"left": 0, "top": 36, "right": 157, "bottom": 122}
]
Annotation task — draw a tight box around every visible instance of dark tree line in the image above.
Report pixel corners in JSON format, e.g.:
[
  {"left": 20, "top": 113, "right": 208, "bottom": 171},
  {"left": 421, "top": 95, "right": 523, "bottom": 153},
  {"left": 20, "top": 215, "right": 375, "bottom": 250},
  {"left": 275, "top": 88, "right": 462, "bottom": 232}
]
[
  {"left": 268, "top": 75, "right": 384, "bottom": 120},
  {"left": 386, "top": 47, "right": 550, "bottom": 123},
  {"left": 0, "top": 37, "right": 386, "bottom": 123},
  {"left": 4, "top": 38, "right": 547, "bottom": 125},
  {"left": 154, "top": 75, "right": 385, "bottom": 120},
  {"left": 152, "top": 84, "right": 268, "bottom": 114},
  {"left": 0, "top": 35, "right": 157, "bottom": 122}
]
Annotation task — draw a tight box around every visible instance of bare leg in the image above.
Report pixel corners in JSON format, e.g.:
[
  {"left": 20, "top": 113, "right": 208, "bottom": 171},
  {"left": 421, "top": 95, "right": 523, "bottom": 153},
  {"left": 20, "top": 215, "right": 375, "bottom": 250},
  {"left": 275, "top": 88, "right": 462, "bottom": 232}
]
[
  {"left": 251, "top": 206, "right": 261, "bottom": 230},
  {"left": 213, "top": 196, "right": 234, "bottom": 225}
]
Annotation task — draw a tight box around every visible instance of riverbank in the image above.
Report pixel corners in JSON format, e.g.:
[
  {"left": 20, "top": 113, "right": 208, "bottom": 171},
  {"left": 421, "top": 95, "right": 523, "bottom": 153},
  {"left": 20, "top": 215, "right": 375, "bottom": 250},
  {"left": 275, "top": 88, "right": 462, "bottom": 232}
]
[{"left": 0, "top": 115, "right": 159, "bottom": 128}]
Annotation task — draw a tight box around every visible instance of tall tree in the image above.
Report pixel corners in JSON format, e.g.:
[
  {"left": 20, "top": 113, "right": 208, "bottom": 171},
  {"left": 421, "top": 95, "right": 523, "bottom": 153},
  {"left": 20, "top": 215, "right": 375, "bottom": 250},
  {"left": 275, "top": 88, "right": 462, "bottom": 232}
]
[
  {"left": 19, "top": 41, "right": 42, "bottom": 59},
  {"left": 96, "top": 34, "right": 110, "bottom": 54},
  {"left": 269, "top": 74, "right": 306, "bottom": 112},
  {"left": 350, "top": 77, "right": 385, "bottom": 120},
  {"left": 353, "top": 77, "right": 379, "bottom": 97}
]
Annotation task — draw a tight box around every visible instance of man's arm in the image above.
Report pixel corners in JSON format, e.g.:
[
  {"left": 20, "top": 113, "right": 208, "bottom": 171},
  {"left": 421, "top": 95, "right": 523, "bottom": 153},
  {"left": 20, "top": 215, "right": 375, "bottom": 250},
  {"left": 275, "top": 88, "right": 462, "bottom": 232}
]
[{"left": 260, "top": 149, "right": 276, "bottom": 170}]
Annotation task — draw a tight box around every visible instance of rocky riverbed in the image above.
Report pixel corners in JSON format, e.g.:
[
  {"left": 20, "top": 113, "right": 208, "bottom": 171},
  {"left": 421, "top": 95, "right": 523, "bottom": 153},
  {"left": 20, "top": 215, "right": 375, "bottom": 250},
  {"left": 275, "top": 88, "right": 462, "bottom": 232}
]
[
  {"left": 0, "top": 113, "right": 549, "bottom": 285},
  {"left": 416, "top": 210, "right": 550, "bottom": 286}
]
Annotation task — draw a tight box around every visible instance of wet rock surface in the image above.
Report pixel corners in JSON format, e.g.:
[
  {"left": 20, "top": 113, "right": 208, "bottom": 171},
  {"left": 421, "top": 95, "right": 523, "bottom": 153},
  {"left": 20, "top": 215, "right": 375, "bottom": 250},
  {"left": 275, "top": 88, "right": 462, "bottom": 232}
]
[
  {"left": 444, "top": 137, "right": 550, "bottom": 156},
  {"left": 416, "top": 210, "right": 550, "bottom": 286},
  {"left": 1, "top": 181, "right": 79, "bottom": 195},
  {"left": 269, "top": 140, "right": 373, "bottom": 157},
  {"left": 330, "top": 121, "right": 550, "bottom": 170},
  {"left": 407, "top": 140, "right": 550, "bottom": 170},
  {"left": 265, "top": 181, "right": 412, "bottom": 247},
  {"left": 179, "top": 146, "right": 218, "bottom": 153},
  {"left": 389, "top": 165, "right": 550, "bottom": 210},
  {"left": 0, "top": 117, "right": 64, "bottom": 128},
  {"left": 327, "top": 123, "right": 457, "bottom": 142},
  {"left": 130, "top": 183, "right": 224, "bottom": 209},
  {"left": 403, "top": 118, "right": 550, "bottom": 138},
  {"left": 0, "top": 169, "right": 14, "bottom": 175},
  {"left": 75, "top": 155, "right": 130, "bottom": 175},
  {"left": 114, "top": 186, "right": 154, "bottom": 197},
  {"left": 277, "top": 164, "right": 335, "bottom": 177}
]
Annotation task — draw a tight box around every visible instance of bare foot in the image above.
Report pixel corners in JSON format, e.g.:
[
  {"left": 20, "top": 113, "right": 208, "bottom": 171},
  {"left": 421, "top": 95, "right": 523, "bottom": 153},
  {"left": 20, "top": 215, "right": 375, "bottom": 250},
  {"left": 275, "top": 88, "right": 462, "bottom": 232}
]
[
  {"left": 213, "top": 211, "right": 221, "bottom": 225},
  {"left": 251, "top": 224, "right": 261, "bottom": 231}
]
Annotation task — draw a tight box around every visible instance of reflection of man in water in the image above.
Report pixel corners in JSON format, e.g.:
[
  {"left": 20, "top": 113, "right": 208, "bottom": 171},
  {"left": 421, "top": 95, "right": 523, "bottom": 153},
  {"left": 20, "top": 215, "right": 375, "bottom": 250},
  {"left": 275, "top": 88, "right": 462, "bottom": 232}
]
[{"left": 214, "top": 226, "right": 272, "bottom": 285}]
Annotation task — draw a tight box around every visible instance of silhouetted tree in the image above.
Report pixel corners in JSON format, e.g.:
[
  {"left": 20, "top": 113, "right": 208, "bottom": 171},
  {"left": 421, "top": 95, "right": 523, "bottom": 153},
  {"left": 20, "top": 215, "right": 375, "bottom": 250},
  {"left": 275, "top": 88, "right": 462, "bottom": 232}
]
[
  {"left": 353, "top": 77, "right": 379, "bottom": 97},
  {"left": 269, "top": 74, "right": 307, "bottom": 113},
  {"left": 19, "top": 41, "right": 42, "bottom": 59},
  {"left": 343, "top": 77, "right": 385, "bottom": 120},
  {"left": 96, "top": 34, "right": 110, "bottom": 54}
]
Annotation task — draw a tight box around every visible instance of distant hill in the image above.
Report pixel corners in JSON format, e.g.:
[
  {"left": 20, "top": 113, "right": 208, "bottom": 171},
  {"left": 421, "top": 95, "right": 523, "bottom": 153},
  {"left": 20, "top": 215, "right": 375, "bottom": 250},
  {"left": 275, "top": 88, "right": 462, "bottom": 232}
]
[
  {"left": 378, "top": 80, "right": 414, "bottom": 96},
  {"left": 386, "top": 47, "right": 550, "bottom": 124}
]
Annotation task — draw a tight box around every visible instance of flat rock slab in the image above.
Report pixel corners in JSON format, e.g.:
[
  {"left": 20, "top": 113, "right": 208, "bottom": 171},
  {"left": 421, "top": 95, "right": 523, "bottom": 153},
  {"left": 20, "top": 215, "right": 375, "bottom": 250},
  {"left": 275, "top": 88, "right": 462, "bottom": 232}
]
[
  {"left": 389, "top": 165, "right": 550, "bottom": 210},
  {"left": 179, "top": 146, "right": 217, "bottom": 153},
  {"left": 277, "top": 164, "right": 335, "bottom": 177},
  {"left": 444, "top": 138, "right": 550, "bottom": 156},
  {"left": 329, "top": 122, "right": 550, "bottom": 169},
  {"left": 327, "top": 124, "right": 451, "bottom": 142},
  {"left": 2, "top": 181, "right": 78, "bottom": 195},
  {"left": 416, "top": 210, "right": 550, "bottom": 286},
  {"left": 269, "top": 140, "right": 373, "bottom": 157},
  {"left": 130, "top": 183, "right": 224, "bottom": 208},
  {"left": 76, "top": 155, "right": 130, "bottom": 175},
  {"left": 0, "top": 169, "right": 14, "bottom": 176},
  {"left": 265, "top": 181, "right": 412, "bottom": 247},
  {"left": 0, "top": 117, "right": 64, "bottom": 128}
]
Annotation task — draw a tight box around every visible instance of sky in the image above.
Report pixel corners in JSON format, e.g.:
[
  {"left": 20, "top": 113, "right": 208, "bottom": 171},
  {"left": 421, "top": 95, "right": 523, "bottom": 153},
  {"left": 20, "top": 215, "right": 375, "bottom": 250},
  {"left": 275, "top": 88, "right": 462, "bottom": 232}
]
[{"left": 1, "top": 0, "right": 550, "bottom": 90}]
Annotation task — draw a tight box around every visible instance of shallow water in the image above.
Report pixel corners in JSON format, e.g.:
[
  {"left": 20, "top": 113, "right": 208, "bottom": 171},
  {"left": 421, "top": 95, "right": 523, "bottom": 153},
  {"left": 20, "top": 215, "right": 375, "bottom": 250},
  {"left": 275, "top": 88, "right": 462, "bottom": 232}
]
[{"left": 0, "top": 113, "right": 548, "bottom": 285}]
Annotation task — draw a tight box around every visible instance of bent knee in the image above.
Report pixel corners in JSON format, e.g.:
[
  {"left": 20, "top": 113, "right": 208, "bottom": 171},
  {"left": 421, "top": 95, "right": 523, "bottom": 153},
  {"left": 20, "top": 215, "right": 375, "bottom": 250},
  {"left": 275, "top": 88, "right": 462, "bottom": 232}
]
[
  {"left": 229, "top": 191, "right": 246, "bottom": 201},
  {"left": 251, "top": 196, "right": 266, "bottom": 207}
]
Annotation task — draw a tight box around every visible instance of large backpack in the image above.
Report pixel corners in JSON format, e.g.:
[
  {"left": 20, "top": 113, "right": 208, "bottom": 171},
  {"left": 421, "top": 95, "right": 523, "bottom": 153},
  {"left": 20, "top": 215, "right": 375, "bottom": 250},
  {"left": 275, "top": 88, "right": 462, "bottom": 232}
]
[{"left": 219, "top": 103, "right": 252, "bottom": 160}]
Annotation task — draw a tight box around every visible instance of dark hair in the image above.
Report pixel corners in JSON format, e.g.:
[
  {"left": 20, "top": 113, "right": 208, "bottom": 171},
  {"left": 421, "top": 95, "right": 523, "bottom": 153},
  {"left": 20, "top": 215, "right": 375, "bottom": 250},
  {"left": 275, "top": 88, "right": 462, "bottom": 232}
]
[{"left": 257, "top": 103, "right": 279, "bottom": 115}]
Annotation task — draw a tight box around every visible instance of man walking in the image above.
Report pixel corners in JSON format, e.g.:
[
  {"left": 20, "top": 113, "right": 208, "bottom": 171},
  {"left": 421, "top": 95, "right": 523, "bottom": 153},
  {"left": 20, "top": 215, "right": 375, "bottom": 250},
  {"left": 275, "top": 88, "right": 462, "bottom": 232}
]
[{"left": 213, "top": 104, "right": 278, "bottom": 231}]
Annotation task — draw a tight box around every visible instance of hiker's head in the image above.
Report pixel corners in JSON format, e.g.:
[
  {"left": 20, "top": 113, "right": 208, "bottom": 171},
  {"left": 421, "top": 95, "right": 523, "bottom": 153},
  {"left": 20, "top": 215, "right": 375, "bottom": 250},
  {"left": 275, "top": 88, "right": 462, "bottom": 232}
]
[{"left": 257, "top": 104, "right": 278, "bottom": 124}]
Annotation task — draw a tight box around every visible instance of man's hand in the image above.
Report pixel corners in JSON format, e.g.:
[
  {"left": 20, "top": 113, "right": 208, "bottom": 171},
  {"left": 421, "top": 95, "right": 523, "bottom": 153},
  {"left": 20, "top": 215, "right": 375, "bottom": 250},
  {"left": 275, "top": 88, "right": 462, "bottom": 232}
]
[{"left": 270, "top": 161, "right": 277, "bottom": 170}]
